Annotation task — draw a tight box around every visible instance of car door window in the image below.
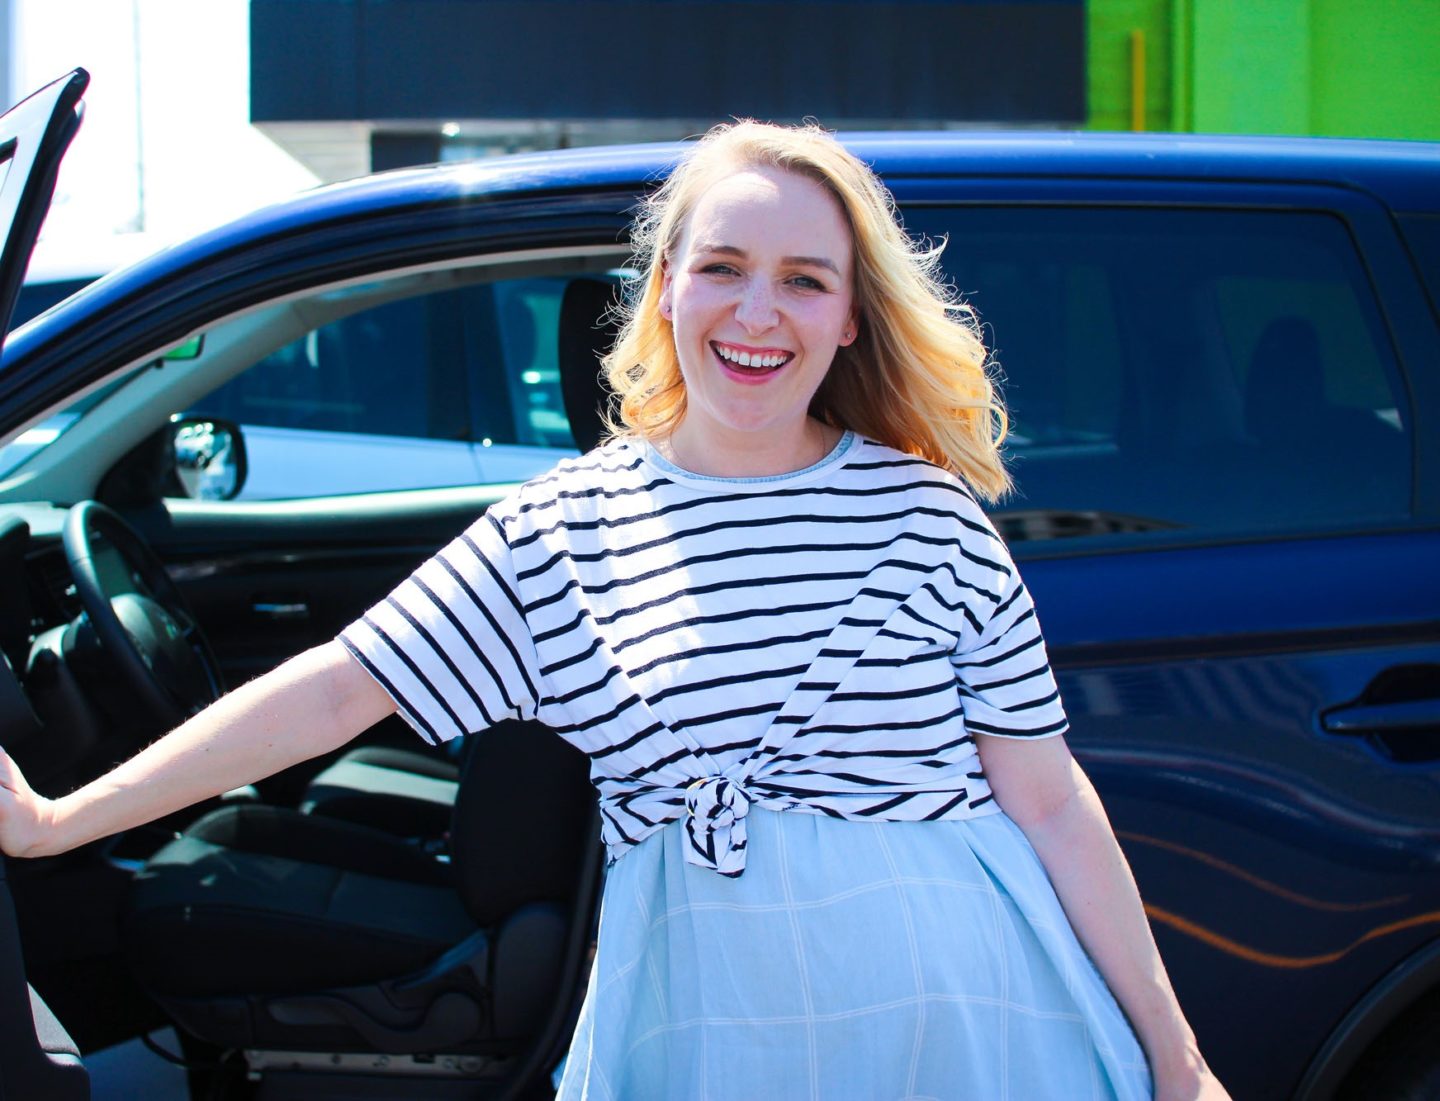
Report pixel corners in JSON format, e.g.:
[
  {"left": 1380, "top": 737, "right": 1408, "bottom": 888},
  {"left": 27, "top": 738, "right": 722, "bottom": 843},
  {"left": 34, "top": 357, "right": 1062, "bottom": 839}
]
[
  {"left": 202, "top": 293, "right": 459, "bottom": 440},
  {"left": 462, "top": 277, "right": 583, "bottom": 460},
  {"left": 188, "top": 275, "right": 597, "bottom": 500},
  {"left": 906, "top": 207, "right": 1412, "bottom": 543}
]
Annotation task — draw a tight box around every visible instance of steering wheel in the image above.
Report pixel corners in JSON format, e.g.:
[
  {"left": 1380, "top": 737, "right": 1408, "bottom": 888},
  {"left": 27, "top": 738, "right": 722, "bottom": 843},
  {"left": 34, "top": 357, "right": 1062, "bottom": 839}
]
[{"left": 62, "top": 501, "right": 224, "bottom": 729}]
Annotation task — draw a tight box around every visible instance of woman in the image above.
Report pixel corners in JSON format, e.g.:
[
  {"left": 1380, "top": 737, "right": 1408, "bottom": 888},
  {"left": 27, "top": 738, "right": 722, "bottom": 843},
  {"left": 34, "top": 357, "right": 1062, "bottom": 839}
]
[{"left": 0, "top": 122, "right": 1227, "bottom": 1100}]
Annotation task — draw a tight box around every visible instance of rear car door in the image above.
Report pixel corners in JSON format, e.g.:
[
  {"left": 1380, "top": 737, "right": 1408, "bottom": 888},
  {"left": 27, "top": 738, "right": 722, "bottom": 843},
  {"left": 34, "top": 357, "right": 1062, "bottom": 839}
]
[{"left": 896, "top": 177, "right": 1440, "bottom": 1099}]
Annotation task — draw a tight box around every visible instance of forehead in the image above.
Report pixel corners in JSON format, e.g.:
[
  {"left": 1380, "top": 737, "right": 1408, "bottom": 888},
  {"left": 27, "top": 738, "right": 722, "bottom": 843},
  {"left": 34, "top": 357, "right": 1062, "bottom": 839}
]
[{"left": 680, "top": 166, "right": 853, "bottom": 262}]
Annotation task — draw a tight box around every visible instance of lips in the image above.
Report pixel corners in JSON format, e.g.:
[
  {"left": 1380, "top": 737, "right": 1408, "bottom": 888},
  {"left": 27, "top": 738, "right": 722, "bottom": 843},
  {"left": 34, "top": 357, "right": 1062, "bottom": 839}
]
[{"left": 712, "top": 341, "right": 793, "bottom": 375}]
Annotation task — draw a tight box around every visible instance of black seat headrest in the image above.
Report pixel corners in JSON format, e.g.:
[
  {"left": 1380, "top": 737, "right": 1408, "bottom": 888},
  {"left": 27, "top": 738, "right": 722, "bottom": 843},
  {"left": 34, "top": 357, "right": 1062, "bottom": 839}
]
[{"left": 557, "top": 279, "right": 621, "bottom": 454}]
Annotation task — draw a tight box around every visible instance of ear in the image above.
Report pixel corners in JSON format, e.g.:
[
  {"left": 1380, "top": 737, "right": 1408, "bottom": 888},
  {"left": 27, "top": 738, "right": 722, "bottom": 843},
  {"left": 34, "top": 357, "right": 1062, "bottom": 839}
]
[
  {"left": 838, "top": 310, "right": 859, "bottom": 347},
  {"left": 658, "top": 262, "right": 674, "bottom": 320}
]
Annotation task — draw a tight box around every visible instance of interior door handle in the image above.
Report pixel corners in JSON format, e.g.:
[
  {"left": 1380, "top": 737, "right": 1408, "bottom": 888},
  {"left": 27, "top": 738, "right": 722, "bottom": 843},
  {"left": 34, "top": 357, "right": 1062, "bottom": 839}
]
[
  {"left": 1321, "top": 699, "right": 1440, "bottom": 735},
  {"left": 253, "top": 601, "right": 310, "bottom": 622}
]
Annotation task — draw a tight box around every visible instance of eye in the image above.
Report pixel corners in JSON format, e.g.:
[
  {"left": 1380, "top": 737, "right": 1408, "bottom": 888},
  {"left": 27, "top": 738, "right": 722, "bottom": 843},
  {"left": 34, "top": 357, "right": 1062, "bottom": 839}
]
[
  {"left": 699, "top": 262, "right": 739, "bottom": 276},
  {"left": 788, "top": 274, "right": 827, "bottom": 291}
]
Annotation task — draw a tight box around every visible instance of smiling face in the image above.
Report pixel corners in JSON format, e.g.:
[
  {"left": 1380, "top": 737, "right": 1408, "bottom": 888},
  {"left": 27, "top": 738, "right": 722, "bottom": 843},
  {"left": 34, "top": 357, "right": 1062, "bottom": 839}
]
[{"left": 659, "top": 165, "right": 857, "bottom": 475}]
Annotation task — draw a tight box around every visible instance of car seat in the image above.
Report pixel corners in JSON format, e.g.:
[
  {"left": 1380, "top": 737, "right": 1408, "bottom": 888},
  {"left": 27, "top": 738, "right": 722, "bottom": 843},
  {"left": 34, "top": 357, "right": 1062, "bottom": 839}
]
[
  {"left": 299, "top": 741, "right": 467, "bottom": 838},
  {"left": 556, "top": 277, "right": 619, "bottom": 455},
  {"left": 123, "top": 719, "right": 599, "bottom": 1090}
]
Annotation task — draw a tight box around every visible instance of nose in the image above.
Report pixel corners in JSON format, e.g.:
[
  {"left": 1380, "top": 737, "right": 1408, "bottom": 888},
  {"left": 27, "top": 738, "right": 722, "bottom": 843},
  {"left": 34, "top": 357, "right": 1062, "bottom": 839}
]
[{"left": 734, "top": 276, "right": 779, "bottom": 333}]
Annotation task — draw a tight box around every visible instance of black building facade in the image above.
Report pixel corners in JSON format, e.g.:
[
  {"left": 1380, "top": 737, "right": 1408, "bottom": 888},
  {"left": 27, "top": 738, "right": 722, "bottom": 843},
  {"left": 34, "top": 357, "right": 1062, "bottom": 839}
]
[{"left": 251, "top": 0, "right": 1085, "bottom": 178}]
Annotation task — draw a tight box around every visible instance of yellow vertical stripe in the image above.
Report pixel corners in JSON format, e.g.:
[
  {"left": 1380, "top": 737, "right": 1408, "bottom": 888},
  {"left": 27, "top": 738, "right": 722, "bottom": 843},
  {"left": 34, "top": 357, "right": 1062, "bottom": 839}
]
[{"left": 1130, "top": 29, "right": 1148, "bottom": 132}]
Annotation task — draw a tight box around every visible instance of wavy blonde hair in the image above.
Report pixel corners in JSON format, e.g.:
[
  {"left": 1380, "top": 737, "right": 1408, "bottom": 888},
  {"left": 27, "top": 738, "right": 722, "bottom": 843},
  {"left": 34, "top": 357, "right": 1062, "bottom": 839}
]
[{"left": 602, "top": 120, "right": 1011, "bottom": 501}]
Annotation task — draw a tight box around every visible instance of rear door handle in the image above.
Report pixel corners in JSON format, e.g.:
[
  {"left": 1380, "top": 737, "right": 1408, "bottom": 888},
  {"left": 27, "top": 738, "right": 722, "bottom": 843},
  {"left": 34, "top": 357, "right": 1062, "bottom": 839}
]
[{"left": 1321, "top": 699, "right": 1440, "bottom": 734}]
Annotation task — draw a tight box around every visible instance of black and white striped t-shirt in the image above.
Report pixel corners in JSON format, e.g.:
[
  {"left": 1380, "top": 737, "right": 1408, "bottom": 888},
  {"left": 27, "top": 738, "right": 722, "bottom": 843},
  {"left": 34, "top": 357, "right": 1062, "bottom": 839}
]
[{"left": 340, "top": 432, "right": 1068, "bottom": 875}]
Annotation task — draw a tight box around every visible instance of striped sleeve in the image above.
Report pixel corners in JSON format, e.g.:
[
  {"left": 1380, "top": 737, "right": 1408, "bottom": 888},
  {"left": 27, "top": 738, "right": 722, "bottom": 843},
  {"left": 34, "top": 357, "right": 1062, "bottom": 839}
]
[
  {"left": 338, "top": 510, "right": 542, "bottom": 744},
  {"left": 949, "top": 529, "right": 1069, "bottom": 741}
]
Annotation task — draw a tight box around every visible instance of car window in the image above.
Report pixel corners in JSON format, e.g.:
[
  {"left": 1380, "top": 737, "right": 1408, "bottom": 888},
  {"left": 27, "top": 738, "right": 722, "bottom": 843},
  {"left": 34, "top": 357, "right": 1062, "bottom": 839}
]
[
  {"left": 188, "top": 275, "right": 601, "bottom": 500},
  {"left": 496, "top": 279, "right": 577, "bottom": 448},
  {"left": 465, "top": 277, "right": 581, "bottom": 452},
  {"left": 906, "top": 206, "right": 1412, "bottom": 543},
  {"left": 1397, "top": 213, "right": 1440, "bottom": 322},
  {"left": 199, "top": 290, "right": 464, "bottom": 442}
]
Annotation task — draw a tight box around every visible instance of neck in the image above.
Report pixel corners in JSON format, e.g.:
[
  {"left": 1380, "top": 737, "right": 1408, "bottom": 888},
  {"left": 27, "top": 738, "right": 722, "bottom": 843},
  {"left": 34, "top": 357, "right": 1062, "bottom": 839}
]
[{"left": 662, "top": 418, "right": 837, "bottom": 478}]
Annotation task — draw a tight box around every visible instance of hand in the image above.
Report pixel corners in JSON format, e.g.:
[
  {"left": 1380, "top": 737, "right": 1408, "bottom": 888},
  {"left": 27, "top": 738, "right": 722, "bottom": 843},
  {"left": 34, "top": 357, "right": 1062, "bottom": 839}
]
[{"left": 0, "top": 746, "right": 57, "bottom": 859}]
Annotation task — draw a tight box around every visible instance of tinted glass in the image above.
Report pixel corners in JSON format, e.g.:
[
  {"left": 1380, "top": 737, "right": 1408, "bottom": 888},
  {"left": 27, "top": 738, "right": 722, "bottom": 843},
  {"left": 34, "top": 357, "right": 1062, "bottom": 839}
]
[
  {"left": 200, "top": 291, "right": 465, "bottom": 440},
  {"left": 466, "top": 277, "right": 577, "bottom": 450},
  {"left": 1398, "top": 213, "right": 1440, "bottom": 322},
  {"left": 906, "top": 207, "right": 1411, "bottom": 543},
  {"left": 495, "top": 278, "right": 576, "bottom": 448},
  {"left": 186, "top": 276, "right": 595, "bottom": 499}
]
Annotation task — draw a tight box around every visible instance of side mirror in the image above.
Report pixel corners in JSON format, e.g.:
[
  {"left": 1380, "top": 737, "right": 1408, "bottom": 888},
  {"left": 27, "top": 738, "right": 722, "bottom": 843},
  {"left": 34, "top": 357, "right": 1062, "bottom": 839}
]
[{"left": 168, "top": 415, "right": 246, "bottom": 501}]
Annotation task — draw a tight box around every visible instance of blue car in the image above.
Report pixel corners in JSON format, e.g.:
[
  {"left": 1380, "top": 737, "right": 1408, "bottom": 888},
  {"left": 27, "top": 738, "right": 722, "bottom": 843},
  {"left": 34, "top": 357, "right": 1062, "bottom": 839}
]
[{"left": 1, "top": 70, "right": 1438, "bottom": 1100}]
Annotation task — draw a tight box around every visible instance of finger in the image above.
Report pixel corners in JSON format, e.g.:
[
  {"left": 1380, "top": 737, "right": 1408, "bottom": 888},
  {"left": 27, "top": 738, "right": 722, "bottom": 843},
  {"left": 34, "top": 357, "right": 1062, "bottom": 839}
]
[
  {"left": 0, "top": 745, "right": 16, "bottom": 788},
  {"left": 0, "top": 746, "right": 31, "bottom": 799}
]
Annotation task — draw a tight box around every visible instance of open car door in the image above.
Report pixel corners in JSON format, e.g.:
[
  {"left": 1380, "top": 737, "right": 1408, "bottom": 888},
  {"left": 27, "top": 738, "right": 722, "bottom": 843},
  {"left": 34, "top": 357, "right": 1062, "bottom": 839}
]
[
  {"left": 0, "top": 70, "right": 88, "bottom": 340},
  {"left": 0, "top": 68, "right": 92, "bottom": 1101}
]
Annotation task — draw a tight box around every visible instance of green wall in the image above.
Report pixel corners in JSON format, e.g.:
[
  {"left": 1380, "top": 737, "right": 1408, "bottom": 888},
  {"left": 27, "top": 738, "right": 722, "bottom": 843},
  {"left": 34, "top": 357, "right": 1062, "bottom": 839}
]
[
  {"left": 1310, "top": 0, "right": 1440, "bottom": 139},
  {"left": 1086, "top": 0, "right": 1440, "bottom": 139},
  {"left": 1087, "top": 0, "right": 1175, "bottom": 132}
]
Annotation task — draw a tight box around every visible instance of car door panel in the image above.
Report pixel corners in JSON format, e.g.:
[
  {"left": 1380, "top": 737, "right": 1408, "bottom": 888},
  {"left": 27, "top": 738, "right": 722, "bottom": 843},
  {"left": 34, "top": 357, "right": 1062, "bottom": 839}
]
[
  {"left": 1057, "top": 646, "right": 1440, "bottom": 1100},
  {"left": 124, "top": 488, "right": 504, "bottom": 685},
  {"left": 1022, "top": 532, "right": 1440, "bottom": 1100}
]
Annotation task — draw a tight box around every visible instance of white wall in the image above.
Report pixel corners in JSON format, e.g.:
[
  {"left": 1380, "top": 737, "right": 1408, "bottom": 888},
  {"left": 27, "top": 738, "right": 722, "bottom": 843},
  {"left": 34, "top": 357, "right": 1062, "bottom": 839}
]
[{"left": 12, "top": 0, "right": 318, "bottom": 262}]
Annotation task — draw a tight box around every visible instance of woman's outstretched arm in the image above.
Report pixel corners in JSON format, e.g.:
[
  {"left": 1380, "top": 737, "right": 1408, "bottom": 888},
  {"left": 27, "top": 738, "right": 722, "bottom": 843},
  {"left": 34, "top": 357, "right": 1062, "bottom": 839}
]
[
  {"left": 0, "top": 640, "right": 395, "bottom": 859},
  {"left": 976, "top": 731, "right": 1230, "bottom": 1101}
]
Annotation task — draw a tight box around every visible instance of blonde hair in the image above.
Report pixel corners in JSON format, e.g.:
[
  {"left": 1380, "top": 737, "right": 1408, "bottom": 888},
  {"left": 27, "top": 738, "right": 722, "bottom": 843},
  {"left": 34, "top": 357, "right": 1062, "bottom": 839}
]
[{"left": 603, "top": 120, "right": 1011, "bottom": 501}]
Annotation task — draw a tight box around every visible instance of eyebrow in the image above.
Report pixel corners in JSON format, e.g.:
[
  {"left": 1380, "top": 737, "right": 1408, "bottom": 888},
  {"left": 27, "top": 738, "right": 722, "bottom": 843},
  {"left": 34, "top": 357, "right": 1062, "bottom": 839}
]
[{"left": 695, "top": 243, "right": 842, "bottom": 277}]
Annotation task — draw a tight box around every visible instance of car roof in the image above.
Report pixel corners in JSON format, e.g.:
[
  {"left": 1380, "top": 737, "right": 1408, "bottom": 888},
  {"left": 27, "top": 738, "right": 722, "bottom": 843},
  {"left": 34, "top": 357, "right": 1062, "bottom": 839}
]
[
  {"left": 299, "top": 128, "right": 1440, "bottom": 215},
  {"left": 859, "top": 130, "right": 1437, "bottom": 205},
  {"left": 356, "top": 129, "right": 1439, "bottom": 207}
]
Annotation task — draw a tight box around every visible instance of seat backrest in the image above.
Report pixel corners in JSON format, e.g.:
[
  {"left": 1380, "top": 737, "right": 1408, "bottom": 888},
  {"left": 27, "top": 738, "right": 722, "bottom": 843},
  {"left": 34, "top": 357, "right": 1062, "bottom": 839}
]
[
  {"left": 449, "top": 719, "right": 596, "bottom": 926},
  {"left": 557, "top": 278, "right": 621, "bottom": 453}
]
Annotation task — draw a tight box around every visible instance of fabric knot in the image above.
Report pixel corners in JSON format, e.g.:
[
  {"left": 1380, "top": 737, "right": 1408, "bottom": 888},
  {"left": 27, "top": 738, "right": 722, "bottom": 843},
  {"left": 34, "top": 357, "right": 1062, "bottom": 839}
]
[{"left": 683, "top": 775, "right": 752, "bottom": 877}]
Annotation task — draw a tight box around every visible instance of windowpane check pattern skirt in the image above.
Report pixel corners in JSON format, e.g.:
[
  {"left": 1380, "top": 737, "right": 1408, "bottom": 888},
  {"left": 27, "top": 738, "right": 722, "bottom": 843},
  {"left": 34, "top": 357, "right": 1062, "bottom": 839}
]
[{"left": 556, "top": 808, "right": 1152, "bottom": 1101}]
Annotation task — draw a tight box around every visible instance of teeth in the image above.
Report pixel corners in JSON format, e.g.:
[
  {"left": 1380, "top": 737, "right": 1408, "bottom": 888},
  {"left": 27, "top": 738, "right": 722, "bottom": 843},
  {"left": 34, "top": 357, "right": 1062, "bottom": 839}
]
[{"left": 717, "top": 344, "right": 785, "bottom": 369}]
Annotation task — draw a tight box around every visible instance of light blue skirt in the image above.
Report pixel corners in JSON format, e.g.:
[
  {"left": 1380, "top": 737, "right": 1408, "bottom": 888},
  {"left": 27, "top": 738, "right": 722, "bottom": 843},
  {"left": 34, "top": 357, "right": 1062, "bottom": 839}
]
[{"left": 557, "top": 809, "right": 1152, "bottom": 1101}]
